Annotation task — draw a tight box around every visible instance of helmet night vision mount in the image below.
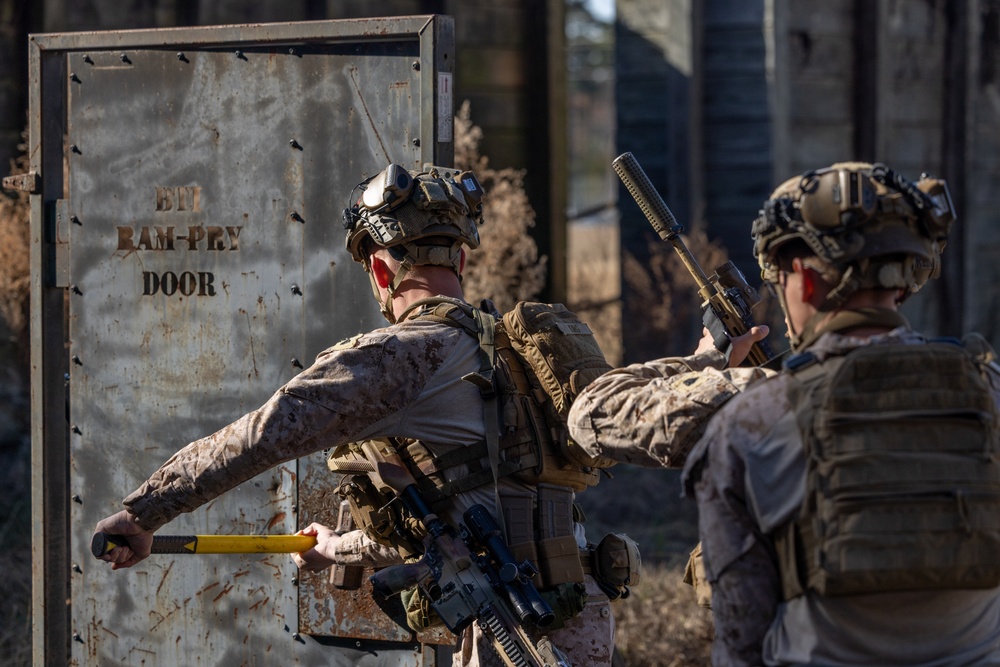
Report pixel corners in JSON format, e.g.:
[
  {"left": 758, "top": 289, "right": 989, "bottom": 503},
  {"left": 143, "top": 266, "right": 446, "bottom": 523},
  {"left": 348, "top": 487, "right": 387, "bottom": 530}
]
[
  {"left": 342, "top": 163, "right": 486, "bottom": 323},
  {"left": 752, "top": 161, "right": 955, "bottom": 303},
  {"left": 343, "top": 163, "right": 484, "bottom": 267}
]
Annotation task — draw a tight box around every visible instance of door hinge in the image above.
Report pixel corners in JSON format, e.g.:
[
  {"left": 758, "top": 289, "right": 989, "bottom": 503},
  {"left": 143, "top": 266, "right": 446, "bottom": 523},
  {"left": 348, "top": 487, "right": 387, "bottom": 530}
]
[{"left": 2, "top": 171, "right": 41, "bottom": 194}]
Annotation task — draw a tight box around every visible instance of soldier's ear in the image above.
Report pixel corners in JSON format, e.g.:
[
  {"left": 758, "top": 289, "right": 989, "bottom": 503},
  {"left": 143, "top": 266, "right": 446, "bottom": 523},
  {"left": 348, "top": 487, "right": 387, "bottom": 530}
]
[
  {"left": 790, "top": 257, "right": 820, "bottom": 306},
  {"left": 801, "top": 267, "right": 815, "bottom": 303},
  {"left": 370, "top": 255, "right": 393, "bottom": 289}
]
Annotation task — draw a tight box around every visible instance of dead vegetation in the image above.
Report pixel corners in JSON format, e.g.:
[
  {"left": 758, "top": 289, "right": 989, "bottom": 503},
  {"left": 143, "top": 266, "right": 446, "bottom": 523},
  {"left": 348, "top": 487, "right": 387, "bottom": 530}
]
[
  {"left": 622, "top": 228, "right": 732, "bottom": 361},
  {"left": 613, "top": 562, "right": 713, "bottom": 667},
  {"left": 453, "top": 101, "right": 547, "bottom": 313},
  {"left": 0, "top": 144, "right": 30, "bottom": 367},
  {"left": 454, "top": 99, "right": 623, "bottom": 365},
  {"left": 0, "top": 134, "right": 32, "bottom": 667},
  {"left": 568, "top": 219, "right": 623, "bottom": 366}
]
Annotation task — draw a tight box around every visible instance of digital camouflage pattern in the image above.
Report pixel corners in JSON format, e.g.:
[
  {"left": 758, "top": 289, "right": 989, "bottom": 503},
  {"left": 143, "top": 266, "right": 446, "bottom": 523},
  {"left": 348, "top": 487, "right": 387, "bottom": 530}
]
[
  {"left": 122, "top": 311, "right": 614, "bottom": 665},
  {"left": 124, "top": 318, "right": 486, "bottom": 531},
  {"left": 567, "top": 348, "right": 773, "bottom": 469}
]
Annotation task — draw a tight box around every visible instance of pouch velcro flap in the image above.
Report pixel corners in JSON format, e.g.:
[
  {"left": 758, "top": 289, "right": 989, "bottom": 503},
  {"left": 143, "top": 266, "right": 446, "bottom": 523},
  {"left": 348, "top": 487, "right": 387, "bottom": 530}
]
[{"left": 502, "top": 302, "right": 612, "bottom": 416}]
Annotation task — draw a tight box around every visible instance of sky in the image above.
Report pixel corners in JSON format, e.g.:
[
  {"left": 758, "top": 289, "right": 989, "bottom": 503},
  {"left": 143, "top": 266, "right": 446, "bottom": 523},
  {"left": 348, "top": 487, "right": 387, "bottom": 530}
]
[{"left": 586, "top": 0, "right": 615, "bottom": 22}]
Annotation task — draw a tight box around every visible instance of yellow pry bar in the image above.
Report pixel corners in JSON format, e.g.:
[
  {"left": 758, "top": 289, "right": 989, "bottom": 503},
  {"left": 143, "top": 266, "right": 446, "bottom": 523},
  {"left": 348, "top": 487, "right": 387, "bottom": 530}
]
[{"left": 182, "top": 535, "right": 318, "bottom": 554}]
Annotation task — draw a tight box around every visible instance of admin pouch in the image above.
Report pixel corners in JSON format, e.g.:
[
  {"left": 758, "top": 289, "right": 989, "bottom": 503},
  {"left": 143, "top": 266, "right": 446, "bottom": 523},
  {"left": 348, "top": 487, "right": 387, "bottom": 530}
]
[
  {"left": 585, "top": 532, "right": 641, "bottom": 598},
  {"left": 776, "top": 340, "right": 1000, "bottom": 598},
  {"left": 331, "top": 442, "right": 426, "bottom": 560},
  {"left": 682, "top": 542, "right": 712, "bottom": 608}
]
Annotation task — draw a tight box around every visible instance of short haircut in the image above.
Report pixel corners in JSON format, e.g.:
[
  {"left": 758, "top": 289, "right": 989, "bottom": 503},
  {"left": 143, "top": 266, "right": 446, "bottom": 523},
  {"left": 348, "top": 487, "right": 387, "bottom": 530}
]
[{"left": 774, "top": 238, "right": 814, "bottom": 273}]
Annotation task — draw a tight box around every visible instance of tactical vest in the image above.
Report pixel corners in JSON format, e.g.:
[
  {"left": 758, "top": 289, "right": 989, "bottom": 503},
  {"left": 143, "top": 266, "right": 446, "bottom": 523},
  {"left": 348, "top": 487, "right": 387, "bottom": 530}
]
[
  {"left": 328, "top": 298, "right": 625, "bottom": 595},
  {"left": 775, "top": 338, "right": 1000, "bottom": 598}
]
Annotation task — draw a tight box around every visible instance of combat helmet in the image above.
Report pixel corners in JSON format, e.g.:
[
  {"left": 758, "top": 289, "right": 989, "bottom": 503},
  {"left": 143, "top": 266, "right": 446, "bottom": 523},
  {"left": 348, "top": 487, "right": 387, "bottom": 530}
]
[
  {"left": 752, "top": 161, "right": 955, "bottom": 309},
  {"left": 343, "top": 163, "right": 485, "bottom": 321}
]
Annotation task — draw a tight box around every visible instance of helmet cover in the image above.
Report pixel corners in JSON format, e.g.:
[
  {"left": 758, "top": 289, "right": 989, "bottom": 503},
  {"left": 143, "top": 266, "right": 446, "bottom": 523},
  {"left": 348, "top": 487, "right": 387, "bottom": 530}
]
[
  {"left": 343, "top": 163, "right": 484, "bottom": 271},
  {"left": 751, "top": 161, "right": 955, "bottom": 298}
]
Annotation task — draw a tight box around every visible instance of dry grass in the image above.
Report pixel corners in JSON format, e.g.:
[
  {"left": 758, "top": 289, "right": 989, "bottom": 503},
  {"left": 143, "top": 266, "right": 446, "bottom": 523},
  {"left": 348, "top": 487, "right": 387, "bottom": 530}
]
[
  {"left": 613, "top": 562, "right": 713, "bottom": 667},
  {"left": 0, "top": 134, "right": 32, "bottom": 667},
  {"left": 567, "top": 220, "right": 623, "bottom": 366},
  {"left": 0, "top": 142, "right": 30, "bottom": 366}
]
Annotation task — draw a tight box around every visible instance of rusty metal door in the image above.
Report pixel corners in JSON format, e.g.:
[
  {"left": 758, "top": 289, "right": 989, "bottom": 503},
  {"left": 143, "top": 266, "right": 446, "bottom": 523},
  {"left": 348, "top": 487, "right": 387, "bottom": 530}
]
[{"left": 28, "top": 17, "right": 454, "bottom": 667}]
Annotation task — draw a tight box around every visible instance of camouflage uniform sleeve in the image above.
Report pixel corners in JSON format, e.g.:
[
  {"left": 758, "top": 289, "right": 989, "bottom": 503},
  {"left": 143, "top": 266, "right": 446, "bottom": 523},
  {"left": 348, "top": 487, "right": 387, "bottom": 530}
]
[
  {"left": 124, "top": 327, "right": 448, "bottom": 531},
  {"left": 335, "top": 530, "right": 405, "bottom": 567},
  {"left": 567, "top": 350, "right": 773, "bottom": 468},
  {"left": 684, "top": 383, "right": 784, "bottom": 667}
]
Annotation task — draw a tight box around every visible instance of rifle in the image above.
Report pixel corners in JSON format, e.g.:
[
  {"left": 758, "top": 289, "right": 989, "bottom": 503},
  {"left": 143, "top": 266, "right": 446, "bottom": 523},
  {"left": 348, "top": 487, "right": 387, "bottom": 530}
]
[
  {"left": 612, "top": 151, "right": 775, "bottom": 366},
  {"left": 353, "top": 444, "right": 571, "bottom": 667}
]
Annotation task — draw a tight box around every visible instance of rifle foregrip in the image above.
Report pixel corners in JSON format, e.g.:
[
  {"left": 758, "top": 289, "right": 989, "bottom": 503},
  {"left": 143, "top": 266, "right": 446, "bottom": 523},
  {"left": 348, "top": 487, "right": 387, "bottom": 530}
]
[{"left": 612, "top": 152, "right": 682, "bottom": 241}]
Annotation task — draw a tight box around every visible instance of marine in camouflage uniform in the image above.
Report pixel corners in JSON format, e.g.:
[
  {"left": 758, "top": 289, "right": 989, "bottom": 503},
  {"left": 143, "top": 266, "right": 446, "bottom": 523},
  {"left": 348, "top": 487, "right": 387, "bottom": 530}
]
[
  {"left": 568, "top": 347, "right": 772, "bottom": 470},
  {"left": 95, "top": 163, "right": 614, "bottom": 667},
  {"left": 677, "top": 162, "right": 1000, "bottom": 666},
  {"left": 567, "top": 328, "right": 774, "bottom": 609}
]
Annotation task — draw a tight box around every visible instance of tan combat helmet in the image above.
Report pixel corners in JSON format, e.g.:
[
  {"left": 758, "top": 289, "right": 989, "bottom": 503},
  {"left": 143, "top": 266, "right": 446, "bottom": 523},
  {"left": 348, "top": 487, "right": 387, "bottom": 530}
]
[
  {"left": 343, "top": 163, "right": 485, "bottom": 322},
  {"left": 752, "top": 161, "right": 956, "bottom": 308}
]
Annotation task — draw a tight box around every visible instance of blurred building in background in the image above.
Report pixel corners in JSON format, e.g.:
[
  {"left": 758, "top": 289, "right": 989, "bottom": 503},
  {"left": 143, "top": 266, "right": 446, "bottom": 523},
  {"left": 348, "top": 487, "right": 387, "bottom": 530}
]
[
  {"left": 4, "top": 0, "right": 1000, "bottom": 361},
  {"left": 616, "top": 0, "right": 1000, "bottom": 362}
]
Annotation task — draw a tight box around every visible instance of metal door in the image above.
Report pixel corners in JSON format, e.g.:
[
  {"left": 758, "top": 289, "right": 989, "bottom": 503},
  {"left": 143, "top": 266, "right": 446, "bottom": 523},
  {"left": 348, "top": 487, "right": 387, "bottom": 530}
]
[{"left": 28, "top": 16, "right": 455, "bottom": 666}]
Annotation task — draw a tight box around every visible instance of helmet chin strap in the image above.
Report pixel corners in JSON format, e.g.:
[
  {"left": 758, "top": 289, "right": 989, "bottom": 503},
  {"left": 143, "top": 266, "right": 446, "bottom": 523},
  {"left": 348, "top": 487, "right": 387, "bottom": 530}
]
[
  {"left": 364, "top": 261, "right": 402, "bottom": 324},
  {"left": 369, "top": 243, "right": 465, "bottom": 324},
  {"left": 773, "top": 281, "right": 805, "bottom": 352},
  {"left": 778, "top": 259, "right": 864, "bottom": 352},
  {"left": 780, "top": 270, "right": 907, "bottom": 352},
  {"left": 777, "top": 279, "right": 856, "bottom": 352},
  {"left": 367, "top": 252, "right": 425, "bottom": 324}
]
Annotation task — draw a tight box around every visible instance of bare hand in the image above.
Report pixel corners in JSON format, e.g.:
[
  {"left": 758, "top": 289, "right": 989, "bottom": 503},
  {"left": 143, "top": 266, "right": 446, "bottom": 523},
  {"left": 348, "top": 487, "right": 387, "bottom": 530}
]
[
  {"left": 291, "top": 523, "right": 342, "bottom": 572},
  {"left": 694, "top": 327, "right": 719, "bottom": 355},
  {"left": 94, "top": 510, "right": 154, "bottom": 570},
  {"left": 727, "top": 325, "right": 770, "bottom": 367}
]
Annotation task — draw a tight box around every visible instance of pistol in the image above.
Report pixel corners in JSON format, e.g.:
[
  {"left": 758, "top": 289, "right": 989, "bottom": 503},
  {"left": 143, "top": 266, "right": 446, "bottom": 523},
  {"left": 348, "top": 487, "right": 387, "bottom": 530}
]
[{"left": 613, "top": 152, "right": 775, "bottom": 366}]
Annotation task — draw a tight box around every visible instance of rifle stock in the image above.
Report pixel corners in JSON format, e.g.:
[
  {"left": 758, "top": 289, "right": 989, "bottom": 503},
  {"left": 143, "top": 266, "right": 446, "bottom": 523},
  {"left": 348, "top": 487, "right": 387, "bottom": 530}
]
[{"left": 612, "top": 152, "right": 775, "bottom": 366}]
